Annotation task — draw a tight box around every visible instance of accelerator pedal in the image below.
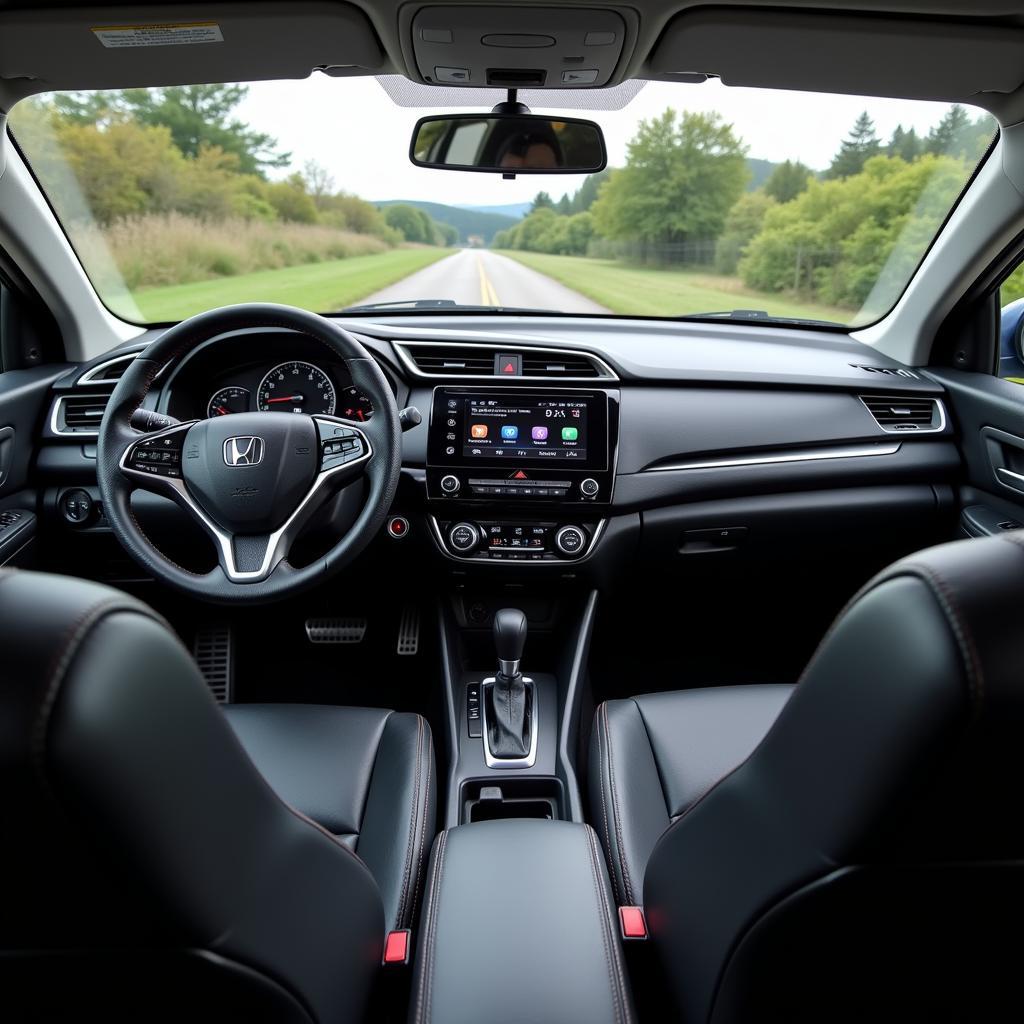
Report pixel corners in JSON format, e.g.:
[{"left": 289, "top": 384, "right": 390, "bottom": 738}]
[
  {"left": 397, "top": 606, "right": 420, "bottom": 656},
  {"left": 305, "top": 617, "right": 367, "bottom": 644},
  {"left": 193, "top": 625, "right": 233, "bottom": 703}
]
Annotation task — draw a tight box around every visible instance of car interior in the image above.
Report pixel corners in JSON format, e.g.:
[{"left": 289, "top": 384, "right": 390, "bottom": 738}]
[{"left": 3, "top": 1, "right": 1024, "bottom": 1022}]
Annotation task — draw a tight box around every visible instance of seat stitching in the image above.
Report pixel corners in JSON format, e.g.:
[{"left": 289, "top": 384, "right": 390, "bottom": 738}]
[
  {"left": 595, "top": 702, "right": 621, "bottom": 905},
  {"left": 584, "top": 824, "right": 631, "bottom": 1024},
  {"left": 396, "top": 715, "right": 423, "bottom": 928},
  {"left": 603, "top": 702, "right": 635, "bottom": 905},
  {"left": 414, "top": 829, "right": 447, "bottom": 1024},
  {"left": 408, "top": 729, "right": 433, "bottom": 929}
]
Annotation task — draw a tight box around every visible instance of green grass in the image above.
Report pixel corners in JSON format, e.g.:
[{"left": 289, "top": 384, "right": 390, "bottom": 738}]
[
  {"left": 131, "top": 247, "right": 452, "bottom": 321},
  {"left": 496, "top": 250, "right": 853, "bottom": 323}
]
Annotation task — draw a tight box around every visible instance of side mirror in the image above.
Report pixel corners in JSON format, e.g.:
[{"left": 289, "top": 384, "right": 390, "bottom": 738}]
[{"left": 410, "top": 113, "right": 606, "bottom": 175}]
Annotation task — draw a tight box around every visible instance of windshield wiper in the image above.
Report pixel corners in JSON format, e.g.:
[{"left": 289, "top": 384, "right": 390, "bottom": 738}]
[
  {"left": 678, "top": 309, "right": 843, "bottom": 328},
  {"left": 338, "top": 298, "right": 545, "bottom": 315}
]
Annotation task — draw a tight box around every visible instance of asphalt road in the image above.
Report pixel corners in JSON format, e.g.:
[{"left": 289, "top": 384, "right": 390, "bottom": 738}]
[{"left": 357, "top": 248, "right": 609, "bottom": 313}]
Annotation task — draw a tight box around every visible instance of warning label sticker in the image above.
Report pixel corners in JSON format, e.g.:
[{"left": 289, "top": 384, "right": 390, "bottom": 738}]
[{"left": 92, "top": 23, "right": 224, "bottom": 48}]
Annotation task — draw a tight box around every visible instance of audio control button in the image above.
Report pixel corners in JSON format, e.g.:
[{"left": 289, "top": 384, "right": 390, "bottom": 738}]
[{"left": 449, "top": 521, "right": 481, "bottom": 553}]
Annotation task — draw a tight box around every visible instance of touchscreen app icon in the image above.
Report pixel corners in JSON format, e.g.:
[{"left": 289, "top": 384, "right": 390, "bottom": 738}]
[
  {"left": 470, "top": 424, "right": 488, "bottom": 439},
  {"left": 561, "top": 426, "right": 579, "bottom": 441},
  {"left": 501, "top": 425, "right": 519, "bottom": 440},
  {"left": 531, "top": 426, "right": 549, "bottom": 441}
]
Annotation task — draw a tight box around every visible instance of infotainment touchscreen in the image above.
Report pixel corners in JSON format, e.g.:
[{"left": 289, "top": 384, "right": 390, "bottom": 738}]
[
  {"left": 459, "top": 395, "right": 588, "bottom": 461},
  {"left": 430, "top": 387, "right": 610, "bottom": 471}
]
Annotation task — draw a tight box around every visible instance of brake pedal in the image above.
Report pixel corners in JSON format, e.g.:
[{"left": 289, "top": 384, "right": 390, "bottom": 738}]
[
  {"left": 305, "top": 617, "right": 367, "bottom": 644},
  {"left": 397, "top": 606, "right": 420, "bottom": 656},
  {"left": 193, "top": 625, "right": 232, "bottom": 703}
]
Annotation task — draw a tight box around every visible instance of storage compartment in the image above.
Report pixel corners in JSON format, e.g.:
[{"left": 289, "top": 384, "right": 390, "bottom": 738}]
[
  {"left": 412, "top": 820, "right": 634, "bottom": 1024},
  {"left": 461, "top": 777, "right": 564, "bottom": 823}
]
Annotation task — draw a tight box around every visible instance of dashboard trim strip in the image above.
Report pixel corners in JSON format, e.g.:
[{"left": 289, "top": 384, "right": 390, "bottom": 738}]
[{"left": 645, "top": 442, "right": 901, "bottom": 473}]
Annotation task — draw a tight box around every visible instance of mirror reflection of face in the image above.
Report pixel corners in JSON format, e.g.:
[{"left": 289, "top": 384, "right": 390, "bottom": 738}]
[{"left": 499, "top": 141, "right": 560, "bottom": 170}]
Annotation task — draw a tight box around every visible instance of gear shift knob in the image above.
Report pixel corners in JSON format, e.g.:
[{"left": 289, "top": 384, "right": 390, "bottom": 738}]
[{"left": 494, "top": 608, "right": 528, "bottom": 679}]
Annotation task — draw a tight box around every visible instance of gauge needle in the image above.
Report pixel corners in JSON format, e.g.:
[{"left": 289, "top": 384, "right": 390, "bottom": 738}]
[
  {"left": 266, "top": 395, "right": 304, "bottom": 404},
  {"left": 216, "top": 406, "right": 229, "bottom": 415}
]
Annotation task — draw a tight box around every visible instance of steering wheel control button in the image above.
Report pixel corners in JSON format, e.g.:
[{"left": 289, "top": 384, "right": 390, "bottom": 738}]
[
  {"left": 61, "top": 489, "right": 93, "bottom": 525},
  {"left": 580, "top": 477, "right": 600, "bottom": 498},
  {"left": 555, "top": 525, "right": 587, "bottom": 558},
  {"left": 449, "top": 521, "right": 481, "bottom": 553},
  {"left": 128, "top": 434, "right": 183, "bottom": 478},
  {"left": 440, "top": 474, "right": 461, "bottom": 495},
  {"left": 388, "top": 516, "right": 410, "bottom": 539}
]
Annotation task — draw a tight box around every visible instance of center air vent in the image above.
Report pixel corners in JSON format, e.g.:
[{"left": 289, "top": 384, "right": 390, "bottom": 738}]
[
  {"left": 861, "top": 395, "right": 944, "bottom": 433},
  {"left": 393, "top": 341, "right": 615, "bottom": 380},
  {"left": 53, "top": 394, "right": 109, "bottom": 434}
]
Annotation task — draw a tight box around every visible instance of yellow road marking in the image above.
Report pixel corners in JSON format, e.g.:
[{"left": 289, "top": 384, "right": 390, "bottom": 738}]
[{"left": 477, "top": 256, "right": 501, "bottom": 306}]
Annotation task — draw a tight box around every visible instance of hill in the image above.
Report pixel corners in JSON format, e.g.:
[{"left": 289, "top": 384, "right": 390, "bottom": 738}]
[
  {"left": 745, "top": 158, "right": 777, "bottom": 191},
  {"left": 457, "top": 202, "right": 532, "bottom": 220},
  {"left": 374, "top": 200, "right": 518, "bottom": 244}
]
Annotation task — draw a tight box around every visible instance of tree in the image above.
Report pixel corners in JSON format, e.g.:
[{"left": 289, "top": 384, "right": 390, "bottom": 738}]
[
  {"left": 927, "top": 105, "right": 970, "bottom": 155},
  {"left": 118, "top": 85, "right": 290, "bottom": 176},
  {"left": 886, "top": 125, "right": 923, "bottom": 163},
  {"left": 303, "top": 160, "right": 336, "bottom": 210},
  {"left": 590, "top": 109, "right": 748, "bottom": 246},
  {"left": 436, "top": 221, "right": 459, "bottom": 246},
  {"left": 764, "top": 160, "right": 812, "bottom": 203},
  {"left": 384, "top": 204, "right": 428, "bottom": 243},
  {"left": 568, "top": 168, "right": 612, "bottom": 213},
  {"left": 530, "top": 191, "right": 554, "bottom": 212},
  {"left": 715, "top": 192, "right": 776, "bottom": 274},
  {"left": 826, "top": 112, "right": 881, "bottom": 179},
  {"left": 265, "top": 173, "right": 318, "bottom": 223}
]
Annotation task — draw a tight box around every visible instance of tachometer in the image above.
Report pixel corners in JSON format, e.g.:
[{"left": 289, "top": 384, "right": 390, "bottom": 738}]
[
  {"left": 257, "top": 361, "right": 336, "bottom": 415},
  {"left": 339, "top": 385, "right": 373, "bottom": 422},
  {"left": 207, "top": 386, "right": 250, "bottom": 418}
]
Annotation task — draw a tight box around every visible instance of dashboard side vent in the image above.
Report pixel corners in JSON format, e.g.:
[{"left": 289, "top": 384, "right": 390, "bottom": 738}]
[
  {"left": 393, "top": 341, "right": 616, "bottom": 379},
  {"left": 849, "top": 363, "right": 919, "bottom": 380},
  {"left": 861, "top": 395, "right": 943, "bottom": 432},
  {"left": 54, "top": 394, "right": 109, "bottom": 434}
]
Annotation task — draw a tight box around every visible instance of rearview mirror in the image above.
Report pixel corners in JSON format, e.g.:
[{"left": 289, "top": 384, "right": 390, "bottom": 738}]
[{"left": 410, "top": 114, "right": 606, "bottom": 175}]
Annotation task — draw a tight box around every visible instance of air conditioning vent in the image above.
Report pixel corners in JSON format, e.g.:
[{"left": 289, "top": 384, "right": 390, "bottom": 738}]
[
  {"left": 861, "top": 395, "right": 943, "bottom": 432},
  {"left": 54, "top": 394, "right": 109, "bottom": 434},
  {"left": 521, "top": 353, "right": 601, "bottom": 378},
  {"left": 78, "top": 352, "right": 139, "bottom": 384},
  {"left": 400, "top": 345, "right": 494, "bottom": 376},
  {"left": 849, "top": 363, "right": 919, "bottom": 380},
  {"left": 393, "top": 342, "right": 616, "bottom": 379}
]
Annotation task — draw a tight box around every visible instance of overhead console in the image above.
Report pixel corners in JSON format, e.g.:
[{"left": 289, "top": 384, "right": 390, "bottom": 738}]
[{"left": 409, "top": 5, "right": 632, "bottom": 88}]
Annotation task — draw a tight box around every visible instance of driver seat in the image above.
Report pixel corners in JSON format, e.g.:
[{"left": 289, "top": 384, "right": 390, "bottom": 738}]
[{"left": 0, "top": 569, "right": 435, "bottom": 1024}]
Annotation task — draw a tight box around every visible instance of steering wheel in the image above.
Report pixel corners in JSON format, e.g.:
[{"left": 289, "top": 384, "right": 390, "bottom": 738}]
[{"left": 97, "top": 304, "right": 402, "bottom": 604}]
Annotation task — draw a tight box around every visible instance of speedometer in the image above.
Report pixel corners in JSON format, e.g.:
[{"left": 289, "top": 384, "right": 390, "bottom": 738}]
[{"left": 257, "top": 361, "right": 336, "bottom": 415}]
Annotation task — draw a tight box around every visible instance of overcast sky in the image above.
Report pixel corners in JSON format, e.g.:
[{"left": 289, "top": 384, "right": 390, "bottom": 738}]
[{"left": 237, "top": 75, "right": 970, "bottom": 208}]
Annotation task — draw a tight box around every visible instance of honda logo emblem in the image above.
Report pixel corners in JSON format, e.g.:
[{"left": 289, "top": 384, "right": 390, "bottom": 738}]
[{"left": 223, "top": 436, "right": 264, "bottom": 467}]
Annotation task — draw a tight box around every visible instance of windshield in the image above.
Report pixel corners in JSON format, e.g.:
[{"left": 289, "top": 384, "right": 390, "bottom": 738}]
[{"left": 8, "top": 77, "right": 996, "bottom": 327}]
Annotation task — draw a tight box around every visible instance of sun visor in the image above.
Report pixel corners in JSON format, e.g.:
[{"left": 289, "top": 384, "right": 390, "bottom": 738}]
[
  {"left": 648, "top": 8, "right": 1024, "bottom": 107},
  {"left": 0, "top": 3, "right": 385, "bottom": 106}
]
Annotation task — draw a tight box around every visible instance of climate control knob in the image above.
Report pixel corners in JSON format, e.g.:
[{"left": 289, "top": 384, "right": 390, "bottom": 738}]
[
  {"left": 555, "top": 525, "right": 587, "bottom": 558},
  {"left": 580, "top": 478, "right": 600, "bottom": 498},
  {"left": 448, "top": 521, "right": 481, "bottom": 553},
  {"left": 440, "top": 474, "right": 461, "bottom": 495}
]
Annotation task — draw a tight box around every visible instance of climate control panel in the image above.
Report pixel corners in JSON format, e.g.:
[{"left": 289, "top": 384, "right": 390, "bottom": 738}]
[{"left": 432, "top": 517, "right": 602, "bottom": 563}]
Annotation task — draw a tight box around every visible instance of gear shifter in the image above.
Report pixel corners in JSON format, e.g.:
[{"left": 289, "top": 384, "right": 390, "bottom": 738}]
[{"left": 486, "top": 608, "right": 533, "bottom": 761}]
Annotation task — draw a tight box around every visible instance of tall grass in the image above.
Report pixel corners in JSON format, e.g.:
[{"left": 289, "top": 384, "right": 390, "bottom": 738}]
[{"left": 75, "top": 213, "right": 392, "bottom": 290}]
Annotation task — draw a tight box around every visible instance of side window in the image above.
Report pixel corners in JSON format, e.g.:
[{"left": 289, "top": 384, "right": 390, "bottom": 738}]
[{"left": 999, "top": 265, "right": 1024, "bottom": 381}]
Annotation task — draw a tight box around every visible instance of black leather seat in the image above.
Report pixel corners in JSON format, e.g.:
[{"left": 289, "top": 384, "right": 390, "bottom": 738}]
[
  {"left": 589, "top": 684, "right": 793, "bottom": 906},
  {"left": 0, "top": 570, "right": 434, "bottom": 1023},
  {"left": 590, "top": 534, "right": 1024, "bottom": 1021}
]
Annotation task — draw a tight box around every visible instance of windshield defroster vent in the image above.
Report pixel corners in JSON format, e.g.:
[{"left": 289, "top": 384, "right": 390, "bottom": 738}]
[
  {"left": 861, "top": 395, "right": 944, "bottom": 433},
  {"left": 393, "top": 341, "right": 617, "bottom": 380}
]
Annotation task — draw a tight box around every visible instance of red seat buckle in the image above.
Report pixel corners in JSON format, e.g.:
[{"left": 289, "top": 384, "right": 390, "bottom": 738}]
[
  {"left": 619, "top": 906, "right": 648, "bottom": 940},
  {"left": 383, "top": 929, "right": 411, "bottom": 965}
]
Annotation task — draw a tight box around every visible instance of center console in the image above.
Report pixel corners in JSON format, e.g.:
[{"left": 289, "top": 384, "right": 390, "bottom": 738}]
[{"left": 426, "top": 385, "right": 619, "bottom": 563}]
